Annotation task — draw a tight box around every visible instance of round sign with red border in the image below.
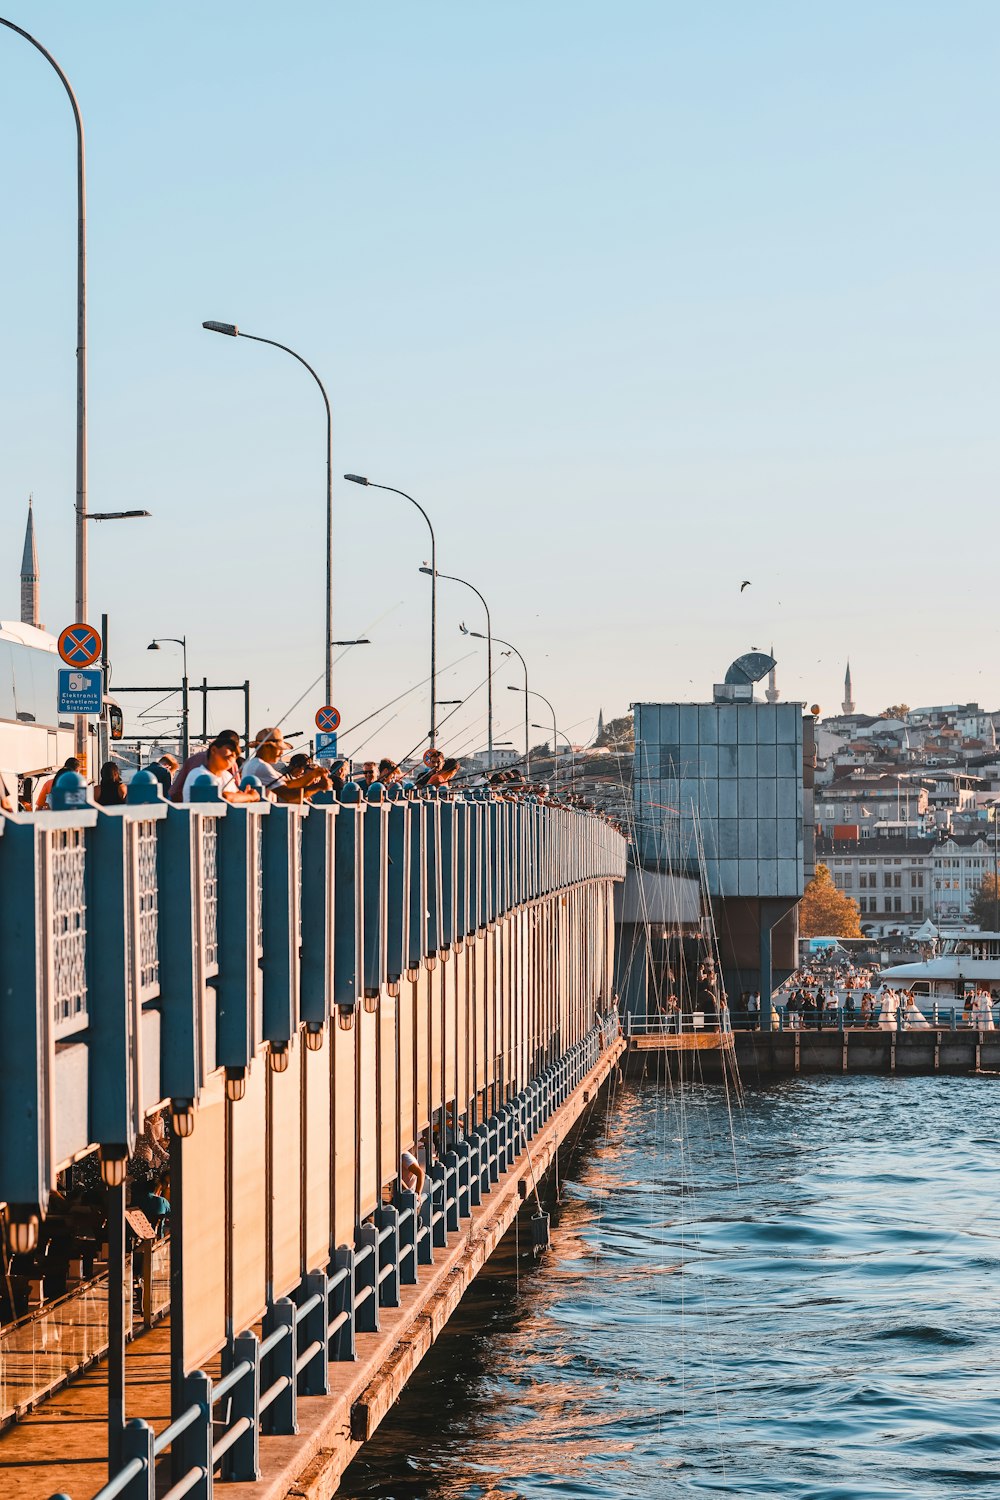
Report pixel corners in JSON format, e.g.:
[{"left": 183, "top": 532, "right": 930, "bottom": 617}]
[
  {"left": 315, "top": 705, "right": 341, "bottom": 732},
  {"left": 422, "top": 748, "right": 437, "bottom": 768},
  {"left": 58, "top": 622, "right": 102, "bottom": 668}
]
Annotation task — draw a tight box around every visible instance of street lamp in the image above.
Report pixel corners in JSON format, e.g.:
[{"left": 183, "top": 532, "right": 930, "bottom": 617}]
[
  {"left": 510, "top": 685, "right": 559, "bottom": 786},
  {"left": 1, "top": 17, "right": 88, "bottom": 765},
  {"left": 431, "top": 571, "right": 493, "bottom": 769},
  {"left": 147, "top": 637, "right": 189, "bottom": 762},
  {"left": 533, "top": 722, "right": 576, "bottom": 792},
  {"left": 202, "top": 321, "right": 335, "bottom": 707},
  {"left": 465, "top": 632, "right": 528, "bottom": 773},
  {"left": 88, "top": 510, "right": 152, "bottom": 521},
  {"left": 345, "top": 475, "right": 438, "bottom": 745}
]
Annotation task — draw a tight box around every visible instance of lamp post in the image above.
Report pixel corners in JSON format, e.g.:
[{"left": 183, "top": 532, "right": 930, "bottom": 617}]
[
  {"left": 471, "top": 634, "right": 528, "bottom": 773},
  {"left": 428, "top": 570, "right": 493, "bottom": 769},
  {"left": 533, "top": 722, "right": 575, "bottom": 792},
  {"left": 147, "top": 637, "right": 189, "bottom": 762},
  {"left": 1, "top": 17, "right": 89, "bottom": 765},
  {"left": 510, "top": 685, "right": 558, "bottom": 786},
  {"left": 345, "top": 475, "right": 438, "bottom": 746},
  {"left": 202, "top": 322, "right": 334, "bottom": 706}
]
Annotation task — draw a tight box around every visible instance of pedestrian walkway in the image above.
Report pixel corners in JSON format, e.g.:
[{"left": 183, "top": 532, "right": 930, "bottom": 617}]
[{"left": 0, "top": 1320, "right": 176, "bottom": 1500}]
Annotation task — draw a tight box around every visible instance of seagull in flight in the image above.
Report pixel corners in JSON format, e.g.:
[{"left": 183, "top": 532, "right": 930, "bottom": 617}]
[{"left": 740, "top": 579, "right": 752, "bottom": 592}]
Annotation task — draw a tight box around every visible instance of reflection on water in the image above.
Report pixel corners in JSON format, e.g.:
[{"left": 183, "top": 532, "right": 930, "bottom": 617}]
[{"left": 340, "top": 1075, "right": 1000, "bottom": 1498}]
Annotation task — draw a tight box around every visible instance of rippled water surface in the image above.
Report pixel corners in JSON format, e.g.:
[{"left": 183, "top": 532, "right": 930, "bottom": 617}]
[{"left": 340, "top": 1075, "right": 1000, "bottom": 1499}]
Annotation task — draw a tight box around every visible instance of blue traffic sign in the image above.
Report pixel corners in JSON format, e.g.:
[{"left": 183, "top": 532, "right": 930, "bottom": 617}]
[
  {"left": 58, "top": 668, "right": 104, "bottom": 717},
  {"left": 314, "top": 731, "right": 338, "bottom": 760}
]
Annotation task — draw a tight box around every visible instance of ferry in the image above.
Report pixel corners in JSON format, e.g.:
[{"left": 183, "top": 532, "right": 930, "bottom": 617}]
[{"left": 879, "top": 932, "right": 1000, "bottom": 1000}]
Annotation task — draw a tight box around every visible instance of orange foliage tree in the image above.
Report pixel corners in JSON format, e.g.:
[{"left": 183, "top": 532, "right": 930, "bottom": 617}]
[{"left": 798, "top": 863, "right": 862, "bottom": 938}]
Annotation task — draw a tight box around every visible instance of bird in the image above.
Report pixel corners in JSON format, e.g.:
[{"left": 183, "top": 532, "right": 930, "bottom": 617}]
[{"left": 740, "top": 579, "right": 751, "bottom": 592}]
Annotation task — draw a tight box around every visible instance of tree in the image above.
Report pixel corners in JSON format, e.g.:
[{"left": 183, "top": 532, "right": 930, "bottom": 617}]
[
  {"left": 596, "top": 713, "right": 634, "bottom": 751},
  {"left": 879, "top": 704, "right": 910, "bottom": 720},
  {"left": 970, "top": 874, "right": 1000, "bottom": 930},
  {"left": 798, "top": 863, "right": 862, "bottom": 938}
]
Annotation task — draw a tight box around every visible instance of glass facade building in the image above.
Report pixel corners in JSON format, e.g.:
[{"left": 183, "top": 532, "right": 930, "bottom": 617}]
[{"left": 633, "top": 700, "right": 806, "bottom": 900}]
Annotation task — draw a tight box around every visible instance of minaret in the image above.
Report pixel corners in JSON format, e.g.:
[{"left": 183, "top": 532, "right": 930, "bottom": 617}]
[
  {"left": 20, "top": 497, "right": 41, "bottom": 629},
  {"left": 594, "top": 707, "right": 606, "bottom": 745},
  {"left": 842, "top": 661, "right": 855, "bottom": 716},
  {"left": 765, "top": 647, "right": 779, "bottom": 704}
]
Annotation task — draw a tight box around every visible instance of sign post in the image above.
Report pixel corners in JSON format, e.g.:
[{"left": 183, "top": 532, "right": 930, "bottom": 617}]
[
  {"left": 58, "top": 668, "right": 103, "bottom": 716},
  {"left": 58, "top": 623, "right": 103, "bottom": 775},
  {"left": 314, "top": 707, "right": 341, "bottom": 762}
]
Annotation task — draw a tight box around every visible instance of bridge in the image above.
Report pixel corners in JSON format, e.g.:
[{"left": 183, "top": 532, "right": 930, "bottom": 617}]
[{"left": 0, "top": 775, "right": 626, "bottom": 1499}]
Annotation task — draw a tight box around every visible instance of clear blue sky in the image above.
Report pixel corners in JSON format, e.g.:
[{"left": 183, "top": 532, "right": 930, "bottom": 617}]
[{"left": 1, "top": 1, "right": 997, "bottom": 755}]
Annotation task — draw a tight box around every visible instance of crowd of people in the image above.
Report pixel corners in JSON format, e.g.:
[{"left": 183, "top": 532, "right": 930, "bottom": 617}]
[{"left": 6, "top": 736, "right": 620, "bottom": 819}]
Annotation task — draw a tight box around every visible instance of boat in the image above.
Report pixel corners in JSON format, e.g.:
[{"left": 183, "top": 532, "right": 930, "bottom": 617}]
[{"left": 879, "top": 932, "right": 1000, "bottom": 1001}]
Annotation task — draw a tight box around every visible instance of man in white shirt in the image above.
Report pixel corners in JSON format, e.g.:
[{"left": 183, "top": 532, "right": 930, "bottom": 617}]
[
  {"left": 182, "top": 739, "right": 259, "bottom": 804},
  {"left": 242, "top": 728, "right": 326, "bottom": 801}
]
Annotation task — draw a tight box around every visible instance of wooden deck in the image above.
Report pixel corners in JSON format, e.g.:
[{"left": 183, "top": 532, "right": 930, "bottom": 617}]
[{"left": 630, "top": 1029, "right": 736, "bottom": 1052}]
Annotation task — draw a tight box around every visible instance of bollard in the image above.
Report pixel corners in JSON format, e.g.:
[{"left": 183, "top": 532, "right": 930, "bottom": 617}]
[
  {"left": 329, "top": 1248, "right": 356, "bottom": 1361},
  {"left": 223, "top": 1330, "right": 260, "bottom": 1480},
  {"left": 261, "top": 1298, "right": 297, "bottom": 1436},
  {"left": 298, "top": 1270, "right": 330, "bottom": 1395}
]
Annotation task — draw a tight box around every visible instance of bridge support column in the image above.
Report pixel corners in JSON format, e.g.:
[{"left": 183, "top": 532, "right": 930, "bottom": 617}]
[{"left": 758, "top": 899, "right": 787, "bottom": 1033}]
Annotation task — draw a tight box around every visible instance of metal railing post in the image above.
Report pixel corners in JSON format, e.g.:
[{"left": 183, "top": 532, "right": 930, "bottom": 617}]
[
  {"left": 261, "top": 1298, "right": 297, "bottom": 1436},
  {"left": 120, "top": 1417, "right": 155, "bottom": 1500},
  {"left": 329, "top": 1249, "right": 356, "bottom": 1361},
  {"left": 298, "top": 1270, "right": 330, "bottom": 1396},
  {"left": 375, "top": 1206, "right": 401, "bottom": 1308},
  {"left": 223, "top": 1330, "right": 260, "bottom": 1481},
  {"left": 177, "top": 1370, "right": 212, "bottom": 1499},
  {"left": 396, "top": 1191, "right": 419, "bottom": 1285},
  {"left": 428, "top": 1164, "right": 448, "bottom": 1248},
  {"left": 355, "top": 1223, "right": 380, "bottom": 1331}
]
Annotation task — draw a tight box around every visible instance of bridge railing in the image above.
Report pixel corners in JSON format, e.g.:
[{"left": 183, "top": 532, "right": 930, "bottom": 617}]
[
  {"left": 77, "top": 1019, "right": 616, "bottom": 1500},
  {"left": 0, "top": 780, "right": 626, "bottom": 1238}
]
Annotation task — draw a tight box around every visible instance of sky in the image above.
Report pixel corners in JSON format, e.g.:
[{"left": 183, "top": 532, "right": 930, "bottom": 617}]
[{"left": 1, "top": 1, "right": 998, "bottom": 758}]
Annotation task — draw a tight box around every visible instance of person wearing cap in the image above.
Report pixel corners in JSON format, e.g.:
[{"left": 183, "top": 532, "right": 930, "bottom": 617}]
[
  {"left": 243, "top": 729, "right": 327, "bottom": 801},
  {"left": 241, "top": 728, "right": 291, "bottom": 791}
]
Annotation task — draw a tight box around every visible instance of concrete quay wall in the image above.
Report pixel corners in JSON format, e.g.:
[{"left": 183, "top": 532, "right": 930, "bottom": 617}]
[{"left": 734, "top": 1029, "right": 1000, "bottom": 1079}]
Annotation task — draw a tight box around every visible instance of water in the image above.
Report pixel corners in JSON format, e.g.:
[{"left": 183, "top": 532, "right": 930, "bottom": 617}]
[{"left": 340, "top": 1074, "right": 1000, "bottom": 1499}]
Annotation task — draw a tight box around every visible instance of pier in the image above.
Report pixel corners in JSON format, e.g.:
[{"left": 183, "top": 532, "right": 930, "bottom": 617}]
[{"left": 0, "top": 778, "right": 626, "bottom": 1498}]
